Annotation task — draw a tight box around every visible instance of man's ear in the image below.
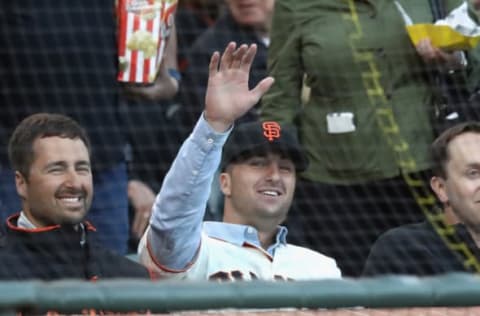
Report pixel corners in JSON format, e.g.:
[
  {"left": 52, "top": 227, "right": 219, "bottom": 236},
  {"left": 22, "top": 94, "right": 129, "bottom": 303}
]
[
  {"left": 430, "top": 176, "right": 448, "bottom": 204},
  {"left": 219, "top": 172, "right": 232, "bottom": 197},
  {"left": 15, "top": 171, "right": 27, "bottom": 200}
]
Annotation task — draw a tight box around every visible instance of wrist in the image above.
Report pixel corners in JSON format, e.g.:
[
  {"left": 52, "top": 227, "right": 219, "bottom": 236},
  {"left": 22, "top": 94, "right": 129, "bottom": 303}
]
[
  {"left": 168, "top": 68, "right": 181, "bottom": 83},
  {"left": 203, "top": 111, "right": 232, "bottom": 133}
]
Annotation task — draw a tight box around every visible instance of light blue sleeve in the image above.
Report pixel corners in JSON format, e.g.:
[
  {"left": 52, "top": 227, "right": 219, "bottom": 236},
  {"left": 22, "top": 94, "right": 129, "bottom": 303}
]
[{"left": 146, "top": 114, "right": 231, "bottom": 270}]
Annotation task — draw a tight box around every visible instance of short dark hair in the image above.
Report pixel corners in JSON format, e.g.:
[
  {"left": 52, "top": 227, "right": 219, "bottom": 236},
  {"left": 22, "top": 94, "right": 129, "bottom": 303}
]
[
  {"left": 8, "top": 113, "right": 91, "bottom": 178},
  {"left": 430, "top": 121, "right": 480, "bottom": 178}
]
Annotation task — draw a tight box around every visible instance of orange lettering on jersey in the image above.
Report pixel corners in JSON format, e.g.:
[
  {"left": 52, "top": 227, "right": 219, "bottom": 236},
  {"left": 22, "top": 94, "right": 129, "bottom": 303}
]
[
  {"left": 209, "top": 270, "right": 259, "bottom": 281},
  {"left": 262, "top": 121, "right": 281, "bottom": 142},
  {"left": 274, "top": 275, "right": 294, "bottom": 281},
  {"left": 209, "top": 271, "right": 231, "bottom": 281}
]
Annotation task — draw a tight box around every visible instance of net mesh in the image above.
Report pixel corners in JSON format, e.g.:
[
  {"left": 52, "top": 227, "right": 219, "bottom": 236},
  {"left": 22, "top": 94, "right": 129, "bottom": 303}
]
[{"left": 0, "top": 0, "right": 479, "bottom": 284}]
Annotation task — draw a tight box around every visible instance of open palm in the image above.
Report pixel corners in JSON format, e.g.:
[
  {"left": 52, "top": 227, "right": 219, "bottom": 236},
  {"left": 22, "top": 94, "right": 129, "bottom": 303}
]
[{"left": 204, "top": 42, "right": 274, "bottom": 132}]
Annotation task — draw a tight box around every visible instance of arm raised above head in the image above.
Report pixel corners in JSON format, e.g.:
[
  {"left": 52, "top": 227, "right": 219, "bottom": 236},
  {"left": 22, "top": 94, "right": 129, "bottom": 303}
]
[
  {"left": 204, "top": 42, "right": 274, "bottom": 132},
  {"left": 138, "top": 42, "right": 274, "bottom": 276}
]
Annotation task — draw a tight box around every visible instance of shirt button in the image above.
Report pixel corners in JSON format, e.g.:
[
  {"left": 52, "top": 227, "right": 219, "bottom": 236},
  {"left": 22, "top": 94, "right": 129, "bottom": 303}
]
[
  {"left": 246, "top": 227, "right": 255, "bottom": 234},
  {"left": 207, "top": 138, "right": 213, "bottom": 144},
  {"left": 192, "top": 170, "right": 198, "bottom": 175}
]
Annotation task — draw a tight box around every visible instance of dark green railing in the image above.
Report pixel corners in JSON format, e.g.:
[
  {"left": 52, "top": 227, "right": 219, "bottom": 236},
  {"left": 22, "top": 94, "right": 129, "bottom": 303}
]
[{"left": 0, "top": 273, "right": 479, "bottom": 314}]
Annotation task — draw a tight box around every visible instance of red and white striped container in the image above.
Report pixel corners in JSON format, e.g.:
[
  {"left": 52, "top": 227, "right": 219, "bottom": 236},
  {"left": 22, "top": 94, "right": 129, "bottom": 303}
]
[{"left": 117, "top": 0, "right": 177, "bottom": 83}]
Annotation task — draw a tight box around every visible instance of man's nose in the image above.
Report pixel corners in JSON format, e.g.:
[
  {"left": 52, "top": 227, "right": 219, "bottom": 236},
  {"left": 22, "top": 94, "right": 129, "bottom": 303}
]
[
  {"left": 265, "top": 162, "right": 281, "bottom": 181},
  {"left": 63, "top": 169, "right": 82, "bottom": 187}
]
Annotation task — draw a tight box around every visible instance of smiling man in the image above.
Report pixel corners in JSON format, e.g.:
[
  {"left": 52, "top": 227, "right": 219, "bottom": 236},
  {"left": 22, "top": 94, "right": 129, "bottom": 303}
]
[
  {"left": 138, "top": 42, "right": 340, "bottom": 281},
  {"left": 363, "top": 122, "right": 480, "bottom": 276},
  {"left": 0, "top": 113, "right": 149, "bottom": 280},
  {"left": 17, "top": 136, "right": 92, "bottom": 227},
  {"left": 218, "top": 121, "right": 305, "bottom": 247}
]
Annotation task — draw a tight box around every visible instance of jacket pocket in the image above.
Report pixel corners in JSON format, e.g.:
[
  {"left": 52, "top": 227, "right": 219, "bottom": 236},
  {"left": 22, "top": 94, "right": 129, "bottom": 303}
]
[{"left": 300, "top": 102, "right": 392, "bottom": 178}]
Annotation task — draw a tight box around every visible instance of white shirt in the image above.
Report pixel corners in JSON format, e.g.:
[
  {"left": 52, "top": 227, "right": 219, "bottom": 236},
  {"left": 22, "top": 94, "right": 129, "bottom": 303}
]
[{"left": 138, "top": 116, "right": 341, "bottom": 281}]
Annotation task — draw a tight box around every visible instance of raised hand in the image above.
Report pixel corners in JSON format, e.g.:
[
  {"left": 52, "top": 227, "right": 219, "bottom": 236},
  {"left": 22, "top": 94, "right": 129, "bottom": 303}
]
[{"left": 204, "top": 42, "right": 274, "bottom": 132}]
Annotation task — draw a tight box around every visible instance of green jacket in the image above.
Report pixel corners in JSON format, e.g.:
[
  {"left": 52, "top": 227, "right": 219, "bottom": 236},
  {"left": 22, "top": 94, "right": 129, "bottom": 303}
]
[{"left": 261, "top": 0, "right": 462, "bottom": 184}]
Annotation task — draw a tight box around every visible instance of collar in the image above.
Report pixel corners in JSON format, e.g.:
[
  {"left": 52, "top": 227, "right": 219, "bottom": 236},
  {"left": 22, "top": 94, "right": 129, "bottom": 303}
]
[
  {"left": 6, "top": 213, "right": 95, "bottom": 233},
  {"left": 18, "top": 211, "right": 37, "bottom": 229},
  {"left": 5, "top": 213, "right": 95, "bottom": 249},
  {"left": 203, "top": 221, "right": 288, "bottom": 256}
]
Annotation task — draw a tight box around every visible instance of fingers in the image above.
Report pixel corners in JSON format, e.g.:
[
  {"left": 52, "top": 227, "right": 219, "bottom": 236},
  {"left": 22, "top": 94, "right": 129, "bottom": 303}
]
[
  {"left": 416, "top": 38, "right": 444, "bottom": 63},
  {"left": 240, "top": 44, "right": 258, "bottom": 73},
  {"left": 219, "top": 42, "right": 237, "bottom": 72},
  {"left": 127, "top": 180, "right": 154, "bottom": 240},
  {"left": 251, "top": 76, "right": 275, "bottom": 102},
  {"left": 132, "top": 209, "right": 150, "bottom": 240},
  {"left": 416, "top": 39, "right": 432, "bottom": 56},
  {"left": 208, "top": 51, "right": 221, "bottom": 76},
  {"left": 231, "top": 44, "right": 248, "bottom": 69},
  {"left": 210, "top": 42, "right": 257, "bottom": 74}
]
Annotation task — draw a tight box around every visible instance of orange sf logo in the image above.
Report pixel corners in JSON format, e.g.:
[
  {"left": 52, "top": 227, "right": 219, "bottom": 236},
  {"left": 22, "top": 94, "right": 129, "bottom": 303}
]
[{"left": 262, "top": 121, "right": 281, "bottom": 142}]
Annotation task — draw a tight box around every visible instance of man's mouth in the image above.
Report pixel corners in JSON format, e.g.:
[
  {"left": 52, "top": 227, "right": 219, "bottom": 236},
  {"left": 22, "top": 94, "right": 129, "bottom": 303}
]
[
  {"left": 259, "top": 190, "right": 281, "bottom": 197},
  {"left": 56, "top": 195, "right": 85, "bottom": 209},
  {"left": 59, "top": 197, "right": 82, "bottom": 202}
]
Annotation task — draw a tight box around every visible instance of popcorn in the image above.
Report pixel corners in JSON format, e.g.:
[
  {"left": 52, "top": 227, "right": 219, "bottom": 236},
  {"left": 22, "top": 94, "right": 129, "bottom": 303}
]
[
  {"left": 117, "top": 0, "right": 177, "bottom": 83},
  {"left": 127, "top": 30, "right": 158, "bottom": 58}
]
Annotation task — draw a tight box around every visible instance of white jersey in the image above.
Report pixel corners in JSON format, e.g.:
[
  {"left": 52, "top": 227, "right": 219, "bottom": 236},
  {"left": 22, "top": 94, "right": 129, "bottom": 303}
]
[
  {"left": 139, "top": 224, "right": 341, "bottom": 281},
  {"left": 138, "top": 116, "right": 341, "bottom": 281}
]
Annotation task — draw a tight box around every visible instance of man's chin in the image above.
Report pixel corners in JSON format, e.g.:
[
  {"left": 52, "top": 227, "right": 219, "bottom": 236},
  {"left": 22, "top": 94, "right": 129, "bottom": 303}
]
[
  {"left": 258, "top": 206, "right": 288, "bottom": 219},
  {"left": 60, "top": 210, "right": 87, "bottom": 225}
]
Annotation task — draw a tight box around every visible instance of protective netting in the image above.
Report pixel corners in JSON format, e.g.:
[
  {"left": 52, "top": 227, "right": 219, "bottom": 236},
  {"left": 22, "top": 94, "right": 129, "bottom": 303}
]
[{"left": 1, "top": 0, "right": 480, "bottom": 280}]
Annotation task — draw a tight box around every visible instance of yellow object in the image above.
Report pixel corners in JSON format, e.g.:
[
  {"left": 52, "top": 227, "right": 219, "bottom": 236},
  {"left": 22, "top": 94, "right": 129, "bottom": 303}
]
[{"left": 407, "top": 23, "right": 480, "bottom": 50}]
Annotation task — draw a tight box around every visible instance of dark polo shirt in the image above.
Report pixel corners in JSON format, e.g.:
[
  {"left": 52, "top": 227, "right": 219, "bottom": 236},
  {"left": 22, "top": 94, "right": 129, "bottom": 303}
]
[{"left": 363, "top": 220, "right": 480, "bottom": 276}]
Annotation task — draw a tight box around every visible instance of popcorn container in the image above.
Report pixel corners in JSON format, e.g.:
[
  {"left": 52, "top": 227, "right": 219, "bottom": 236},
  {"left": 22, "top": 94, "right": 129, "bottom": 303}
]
[{"left": 117, "top": 0, "right": 177, "bottom": 83}]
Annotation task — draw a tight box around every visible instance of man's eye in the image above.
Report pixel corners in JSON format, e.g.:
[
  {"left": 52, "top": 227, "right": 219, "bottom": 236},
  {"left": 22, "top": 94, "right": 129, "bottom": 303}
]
[
  {"left": 278, "top": 163, "right": 294, "bottom": 172},
  {"left": 249, "top": 159, "right": 266, "bottom": 166},
  {"left": 280, "top": 165, "right": 294, "bottom": 172},
  {"left": 77, "top": 166, "right": 91, "bottom": 173},
  {"left": 48, "top": 168, "right": 63, "bottom": 174},
  {"left": 467, "top": 169, "right": 480, "bottom": 178},
  {"left": 48, "top": 166, "right": 62, "bottom": 172}
]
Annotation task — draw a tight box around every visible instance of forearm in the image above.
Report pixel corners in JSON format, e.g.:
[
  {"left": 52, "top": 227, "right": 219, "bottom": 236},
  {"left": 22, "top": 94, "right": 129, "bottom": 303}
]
[
  {"left": 146, "top": 114, "right": 231, "bottom": 269},
  {"left": 140, "top": 41, "right": 272, "bottom": 271}
]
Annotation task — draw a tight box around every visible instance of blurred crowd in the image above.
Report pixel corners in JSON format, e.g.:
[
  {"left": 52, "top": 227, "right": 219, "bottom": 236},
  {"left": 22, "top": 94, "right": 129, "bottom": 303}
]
[{"left": 2, "top": 0, "right": 480, "bottom": 283}]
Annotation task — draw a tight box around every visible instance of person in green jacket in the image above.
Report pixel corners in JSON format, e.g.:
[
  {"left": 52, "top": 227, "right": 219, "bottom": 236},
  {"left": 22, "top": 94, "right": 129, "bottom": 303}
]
[{"left": 261, "top": 0, "right": 463, "bottom": 277}]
